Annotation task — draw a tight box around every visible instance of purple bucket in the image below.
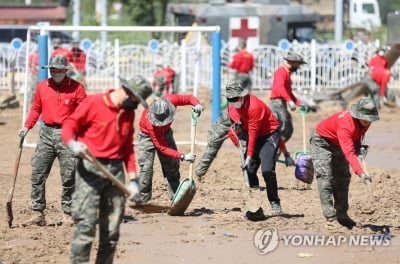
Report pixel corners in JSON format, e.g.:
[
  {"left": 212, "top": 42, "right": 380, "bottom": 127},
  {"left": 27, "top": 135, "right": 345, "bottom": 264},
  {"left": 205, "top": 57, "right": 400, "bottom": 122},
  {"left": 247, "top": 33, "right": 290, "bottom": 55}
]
[{"left": 295, "top": 153, "right": 314, "bottom": 184}]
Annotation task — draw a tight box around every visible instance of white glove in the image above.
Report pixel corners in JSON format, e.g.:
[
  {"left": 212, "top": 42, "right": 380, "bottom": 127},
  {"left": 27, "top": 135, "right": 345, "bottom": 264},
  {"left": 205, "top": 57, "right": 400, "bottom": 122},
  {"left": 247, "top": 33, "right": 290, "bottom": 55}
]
[
  {"left": 288, "top": 101, "right": 297, "bottom": 111},
  {"left": 181, "top": 153, "right": 196, "bottom": 162},
  {"left": 18, "top": 127, "right": 29, "bottom": 138},
  {"left": 127, "top": 178, "right": 141, "bottom": 202},
  {"left": 284, "top": 152, "right": 296, "bottom": 167},
  {"left": 242, "top": 156, "right": 252, "bottom": 169},
  {"left": 67, "top": 140, "right": 87, "bottom": 157},
  {"left": 360, "top": 173, "right": 372, "bottom": 184},
  {"left": 193, "top": 104, "right": 204, "bottom": 115}
]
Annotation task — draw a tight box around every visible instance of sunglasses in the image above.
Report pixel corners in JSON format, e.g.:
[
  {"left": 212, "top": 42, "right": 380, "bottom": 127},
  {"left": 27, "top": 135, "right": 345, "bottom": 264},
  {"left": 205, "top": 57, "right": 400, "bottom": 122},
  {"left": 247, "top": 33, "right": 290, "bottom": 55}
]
[{"left": 227, "top": 97, "right": 240, "bottom": 102}]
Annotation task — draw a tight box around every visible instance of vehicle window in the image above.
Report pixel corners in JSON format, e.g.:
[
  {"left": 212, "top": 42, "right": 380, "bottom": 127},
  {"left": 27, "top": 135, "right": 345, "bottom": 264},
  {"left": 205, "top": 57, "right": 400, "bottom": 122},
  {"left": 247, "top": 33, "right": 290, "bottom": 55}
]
[{"left": 362, "top": 4, "right": 375, "bottom": 14}]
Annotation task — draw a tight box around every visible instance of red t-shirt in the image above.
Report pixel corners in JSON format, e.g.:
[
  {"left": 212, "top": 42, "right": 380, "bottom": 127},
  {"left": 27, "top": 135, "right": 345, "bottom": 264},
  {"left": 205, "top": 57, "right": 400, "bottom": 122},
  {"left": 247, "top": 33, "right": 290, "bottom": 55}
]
[
  {"left": 139, "top": 94, "right": 201, "bottom": 159},
  {"left": 270, "top": 65, "right": 301, "bottom": 105},
  {"left": 228, "top": 94, "right": 280, "bottom": 157},
  {"left": 62, "top": 90, "right": 137, "bottom": 172},
  {"left": 316, "top": 110, "right": 370, "bottom": 176},
  {"left": 228, "top": 49, "right": 254, "bottom": 73},
  {"left": 24, "top": 77, "right": 86, "bottom": 129}
]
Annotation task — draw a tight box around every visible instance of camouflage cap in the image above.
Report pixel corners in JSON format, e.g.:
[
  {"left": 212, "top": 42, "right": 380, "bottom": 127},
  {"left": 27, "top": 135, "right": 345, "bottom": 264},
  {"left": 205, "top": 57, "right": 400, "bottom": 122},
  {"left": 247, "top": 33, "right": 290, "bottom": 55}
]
[
  {"left": 42, "top": 55, "right": 70, "bottom": 70},
  {"left": 148, "top": 97, "right": 176, "bottom": 127},
  {"left": 350, "top": 97, "right": 379, "bottom": 122},
  {"left": 119, "top": 75, "right": 153, "bottom": 108},
  {"left": 284, "top": 52, "right": 307, "bottom": 64},
  {"left": 225, "top": 81, "right": 248, "bottom": 98}
]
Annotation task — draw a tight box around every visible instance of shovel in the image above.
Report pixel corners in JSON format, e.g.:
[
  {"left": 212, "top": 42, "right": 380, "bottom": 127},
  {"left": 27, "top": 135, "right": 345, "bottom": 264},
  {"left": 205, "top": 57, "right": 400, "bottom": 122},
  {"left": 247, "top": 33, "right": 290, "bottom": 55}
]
[
  {"left": 6, "top": 135, "right": 25, "bottom": 228},
  {"left": 360, "top": 158, "right": 377, "bottom": 214},
  {"left": 295, "top": 106, "right": 314, "bottom": 189},
  {"left": 168, "top": 110, "right": 199, "bottom": 216},
  {"left": 83, "top": 149, "right": 133, "bottom": 199},
  {"left": 232, "top": 129, "right": 266, "bottom": 221}
]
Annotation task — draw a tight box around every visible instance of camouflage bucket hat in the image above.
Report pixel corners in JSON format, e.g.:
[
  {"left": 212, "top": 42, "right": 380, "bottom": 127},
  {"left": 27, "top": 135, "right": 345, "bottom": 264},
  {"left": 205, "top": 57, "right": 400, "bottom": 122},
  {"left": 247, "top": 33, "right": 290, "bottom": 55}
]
[
  {"left": 148, "top": 97, "right": 176, "bottom": 126},
  {"left": 119, "top": 75, "right": 153, "bottom": 108},
  {"left": 350, "top": 97, "right": 380, "bottom": 122},
  {"left": 225, "top": 81, "right": 248, "bottom": 99},
  {"left": 284, "top": 52, "right": 307, "bottom": 64},
  {"left": 42, "top": 55, "right": 70, "bottom": 70}
]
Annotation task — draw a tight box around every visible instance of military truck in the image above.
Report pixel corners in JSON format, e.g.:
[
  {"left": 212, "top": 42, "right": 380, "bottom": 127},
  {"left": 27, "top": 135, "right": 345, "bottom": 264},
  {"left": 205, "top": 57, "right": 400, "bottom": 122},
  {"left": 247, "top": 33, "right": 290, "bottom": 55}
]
[{"left": 167, "top": 0, "right": 320, "bottom": 49}]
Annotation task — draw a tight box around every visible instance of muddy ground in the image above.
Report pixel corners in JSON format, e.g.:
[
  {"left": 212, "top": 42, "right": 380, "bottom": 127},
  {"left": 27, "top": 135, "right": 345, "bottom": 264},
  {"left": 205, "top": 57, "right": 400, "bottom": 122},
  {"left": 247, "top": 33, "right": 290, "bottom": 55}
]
[{"left": 0, "top": 89, "right": 399, "bottom": 264}]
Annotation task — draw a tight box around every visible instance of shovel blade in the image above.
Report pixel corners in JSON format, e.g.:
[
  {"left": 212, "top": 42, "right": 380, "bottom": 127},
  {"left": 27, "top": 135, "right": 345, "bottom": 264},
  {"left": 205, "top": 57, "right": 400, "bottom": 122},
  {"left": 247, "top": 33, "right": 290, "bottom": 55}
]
[{"left": 168, "top": 178, "right": 196, "bottom": 216}]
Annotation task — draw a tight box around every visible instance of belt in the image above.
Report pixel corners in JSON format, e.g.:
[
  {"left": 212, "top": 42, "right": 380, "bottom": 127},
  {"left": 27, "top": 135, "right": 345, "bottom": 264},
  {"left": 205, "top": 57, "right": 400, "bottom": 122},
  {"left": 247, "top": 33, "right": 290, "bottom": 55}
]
[{"left": 44, "top": 123, "right": 62, "bottom": 129}]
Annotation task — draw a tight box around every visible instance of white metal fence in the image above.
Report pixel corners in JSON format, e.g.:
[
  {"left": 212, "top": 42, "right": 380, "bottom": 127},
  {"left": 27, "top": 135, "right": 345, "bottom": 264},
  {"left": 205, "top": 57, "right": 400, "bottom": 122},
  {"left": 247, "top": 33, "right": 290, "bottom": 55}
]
[{"left": 1, "top": 37, "right": 399, "bottom": 96}]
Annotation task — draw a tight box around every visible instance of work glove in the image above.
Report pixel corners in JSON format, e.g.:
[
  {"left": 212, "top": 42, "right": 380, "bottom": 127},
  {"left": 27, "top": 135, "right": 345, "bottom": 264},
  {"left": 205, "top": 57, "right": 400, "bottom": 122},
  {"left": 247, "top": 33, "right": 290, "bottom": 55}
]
[
  {"left": 242, "top": 156, "right": 252, "bottom": 169},
  {"left": 288, "top": 101, "right": 297, "bottom": 111},
  {"left": 360, "top": 173, "right": 372, "bottom": 184},
  {"left": 18, "top": 127, "right": 28, "bottom": 138},
  {"left": 67, "top": 140, "right": 88, "bottom": 157},
  {"left": 356, "top": 145, "right": 369, "bottom": 160},
  {"left": 192, "top": 104, "right": 204, "bottom": 116},
  {"left": 284, "top": 152, "right": 296, "bottom": 167},
  {"left": 231, "top": 122, "right": 242, "bottom": 132},
  {"left": 127, "top": 178, "right": 141, "bottom": 202},
  {"left": 181, "top": 153, "right": 196, "bottom": 162}
]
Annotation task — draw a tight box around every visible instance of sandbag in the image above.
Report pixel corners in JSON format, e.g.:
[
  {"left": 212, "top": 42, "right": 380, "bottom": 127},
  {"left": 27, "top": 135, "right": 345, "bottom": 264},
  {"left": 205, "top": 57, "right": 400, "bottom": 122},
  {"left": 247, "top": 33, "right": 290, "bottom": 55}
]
[{"left": 295, "top": 153, "right": 314, "bottom": 184}]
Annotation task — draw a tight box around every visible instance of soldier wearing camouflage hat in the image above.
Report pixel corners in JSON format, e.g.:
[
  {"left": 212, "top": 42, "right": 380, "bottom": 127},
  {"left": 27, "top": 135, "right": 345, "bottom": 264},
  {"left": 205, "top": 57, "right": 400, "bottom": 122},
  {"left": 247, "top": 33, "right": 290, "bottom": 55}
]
[
  {"left": 62, "top": 75, "right": 152, "bottom": 263},
  {"left": 225, "top": 81, "right": 284, "bottom": 215},
  {"left": 310, "top": 97, "right": 379, "bottom": 233},
  {"left": 136, "top": 94, "right": 204, "bottom": 203},
  {"left": 269, "top": 51, "right": 311, "bottom": 144},
  {"left": 19, "top": 55, "right": 87, "bottom": 227}
]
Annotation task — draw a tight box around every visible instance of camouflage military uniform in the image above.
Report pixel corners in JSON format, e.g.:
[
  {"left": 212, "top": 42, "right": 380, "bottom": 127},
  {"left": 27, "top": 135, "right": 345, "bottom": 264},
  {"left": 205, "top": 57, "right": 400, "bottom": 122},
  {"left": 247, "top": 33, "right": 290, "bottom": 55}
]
[
  {"left": 195, "top": 107, "right": 232, "bottom": 176},
  {"left": 269, "top": 99, "right": 293, "bottom": 142},
  {"left": 31, "top": 125, "right": 75, "bottom": 214},
  {"left": 137, "top": 129, "right": 181, "bottom": 202},
  {"left": 309, "top": 130, "right": 351, "bottom": 218},
  {"left": 70, "top": 158, "right": 125, "bottom": 264}
]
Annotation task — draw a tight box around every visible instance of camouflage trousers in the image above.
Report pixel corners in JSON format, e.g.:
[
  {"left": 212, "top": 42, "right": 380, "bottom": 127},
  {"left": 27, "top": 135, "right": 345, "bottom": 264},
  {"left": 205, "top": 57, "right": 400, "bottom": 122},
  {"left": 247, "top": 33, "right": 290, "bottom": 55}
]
[
  {"left": 310, "top": 130, "right": 351, "bottom": 219},
  {"left": 70, "top": 158, "right": 126, "bottom": 264},
  {"left": 137, "top": 129, "right": 180, "bottom": 202},
  {"left": 195, "top": 108, "right": 232, "bottom": 176},
  {"left": 269, "top": 99, "right": 294, "bottom": 142},
  {"left": 31, "top": 126, "right": 75, "bottom": 214}
]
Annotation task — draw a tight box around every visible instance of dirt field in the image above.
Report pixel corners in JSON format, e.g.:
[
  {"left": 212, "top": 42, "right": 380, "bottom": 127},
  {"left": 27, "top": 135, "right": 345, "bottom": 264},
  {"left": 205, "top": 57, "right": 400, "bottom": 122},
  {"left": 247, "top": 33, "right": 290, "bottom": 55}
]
[{"left": 0, "top": 89, "right": 399, "bottom": 264}]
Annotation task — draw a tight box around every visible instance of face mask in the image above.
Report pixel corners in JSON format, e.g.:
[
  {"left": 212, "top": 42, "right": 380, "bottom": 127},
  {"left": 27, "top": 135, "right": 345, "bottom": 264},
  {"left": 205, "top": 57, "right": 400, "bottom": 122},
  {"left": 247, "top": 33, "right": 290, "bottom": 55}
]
[
  {"left": 378, "top": 50, "right": 385, "bottom": 56},
  {"left": 121, "top": 98, "right": 139, "bottom": 111},
  {"left": 230, "top": 101, "right": 243, "bottom": 108},
  {"left": 51, "top": 72, "right": 66, "bottom": 83},
  {"left": 290, "top": 66, "right": 298, "bottom": 73}
]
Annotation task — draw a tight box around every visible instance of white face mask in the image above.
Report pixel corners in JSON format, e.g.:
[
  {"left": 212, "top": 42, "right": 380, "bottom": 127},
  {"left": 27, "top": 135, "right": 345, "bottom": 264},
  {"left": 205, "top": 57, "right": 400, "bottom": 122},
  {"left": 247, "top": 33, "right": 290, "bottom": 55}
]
[
  {"left": 51, "top": 72, "right": 66, "bottom": 83},
  {"left": 378, "top": 50, "right": 385, "bottom": 56},
  {"left": 230, "top": 101, "right": 243, "bottom": 108}
]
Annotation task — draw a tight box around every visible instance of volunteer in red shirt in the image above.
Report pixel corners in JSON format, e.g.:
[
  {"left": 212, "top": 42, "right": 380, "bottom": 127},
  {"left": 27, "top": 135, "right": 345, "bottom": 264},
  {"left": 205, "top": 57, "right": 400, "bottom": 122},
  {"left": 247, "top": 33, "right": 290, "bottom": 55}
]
[
  {"left": 137, "top": 94, "right": 203, "bottom": 203},
  {"left": 225, "top": 81, "right": 283, "bottom": 215},
  {"left": 152, "top": 65, "right": 177, "bottom": 96},
  {"left": 62, "top": 75, "right": 152, "bottom": 263},
  {"left": 310, "top": 97, "right": 379, "bottom": 232},
  {"left": 269, "top": 51, "right": 307, "bottom": 143},
  {"left": 70, "top": 39, "right": 87, "bottom": 76},
  {"left": 18, "top": 55, "right": 86, "bottom": 227},
  {"left": 228, "top": 38, "right": 255, "bottom": 92},
  {"left": 368, "top": 48, "right": 392, "bottom": 103}
]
